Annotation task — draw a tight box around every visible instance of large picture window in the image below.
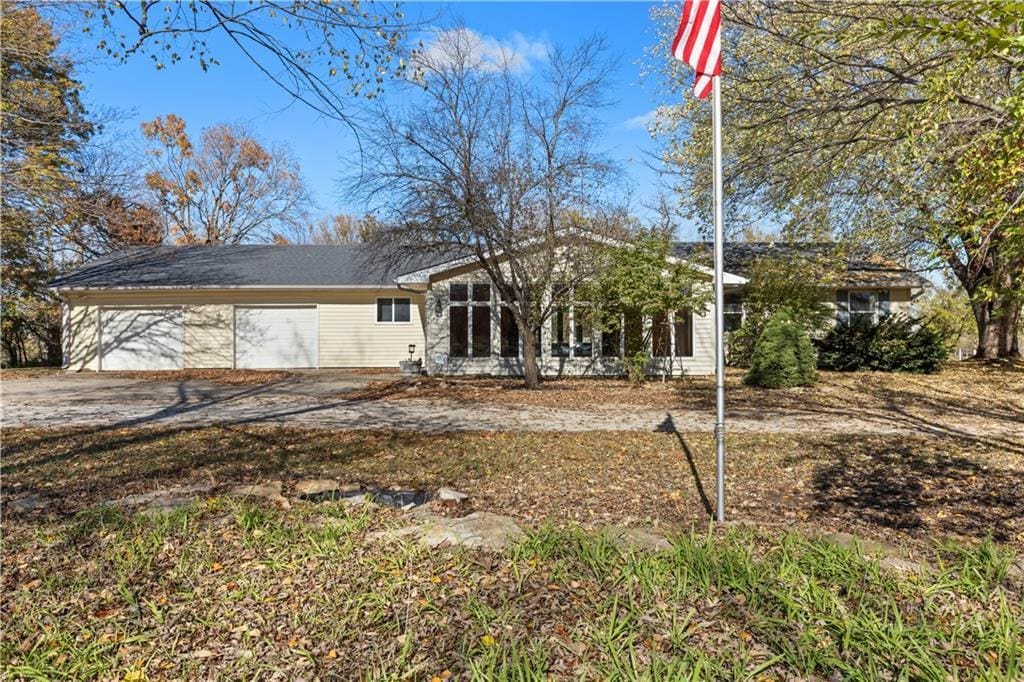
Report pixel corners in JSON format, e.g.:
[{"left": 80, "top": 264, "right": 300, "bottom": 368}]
[
  {"left": 601, "top": 325, "right": 621, "bottom": 357},
  {"left": 449, "top": 282, "right": 491, "bottom": 358},
  {"left": 550, "top": 308, "right": 570, "bottom": 357},
  {"left": 573, "top": 316, "right": 592, "bottom": 357},
  {"left": 500, "top": 307, "right": 519, "bottom": 357},
  {"left": 472, "top": 305, "right": 491, "bottom": 357},
  {"left": 674, "top": 310, "right": 693, "bottom": 357},
  {"left": 377, "top": 297, "right": 411, "bottom": 323},
  {"left": 449, "top": 306, "right": 468, "bottom": 357}
]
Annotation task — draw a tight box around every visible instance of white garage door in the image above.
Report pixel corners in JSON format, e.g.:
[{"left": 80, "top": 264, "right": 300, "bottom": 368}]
[
  {"left": 101, "top": 308, "right": 184, "bottom": 371},
  {"left": 235, "top": 306, "right": 318, "bottom": 369}
]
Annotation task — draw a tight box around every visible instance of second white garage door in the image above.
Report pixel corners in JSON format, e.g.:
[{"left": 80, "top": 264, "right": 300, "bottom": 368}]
[{"left": 234, "top": 306, "right": 318, "bottom": 369}]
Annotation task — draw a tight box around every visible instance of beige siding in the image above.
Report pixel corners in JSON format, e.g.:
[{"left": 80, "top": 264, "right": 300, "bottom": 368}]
[
  {"left": 65, "top": 302, "right": 100, "bottom": 371},
  {"left": 183, "top": 304, "right": 233, "bottom": 368},
  {"left": 888, "top": 287, "right": 913, "bottom": 316},
  {"left": 681, "top": 308, "right": 715, "bottom": 375},
  {"left": 60, "top": 289, "right": 427, "bottom": 371},
  {"left": 319, "top": 293, "right": 426, "bottom": 368}
]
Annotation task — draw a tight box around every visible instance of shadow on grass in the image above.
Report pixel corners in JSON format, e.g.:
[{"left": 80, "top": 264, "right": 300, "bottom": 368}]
[
  {"left": 656, "top": 413, "right": 713, "bottom": 518},
  {"left": 803, "top": 439, "right": 1023, "bottom": 543}
]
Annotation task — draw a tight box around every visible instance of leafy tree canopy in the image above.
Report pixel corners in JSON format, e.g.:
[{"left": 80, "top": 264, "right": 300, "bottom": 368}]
[{"left": 649, "top": 0, "right": 1023, "bottom": 358}]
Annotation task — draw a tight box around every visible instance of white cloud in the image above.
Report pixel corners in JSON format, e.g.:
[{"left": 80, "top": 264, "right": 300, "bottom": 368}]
[
  {"left": 418, "top": 28, "right": 549, "bottom": 73},
  {"left": 624, "top": 109, "right": 659, "bottom": 131}
]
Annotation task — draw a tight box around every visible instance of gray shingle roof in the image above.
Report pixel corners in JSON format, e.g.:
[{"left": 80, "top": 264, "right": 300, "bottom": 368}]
[
  {"left": 48, "top": 245, "right": 459, "bottom": 289},
  {"left": 673, "top": 241, "right": 930, "bottom": 289},
  {"left": 50, "top": 241, "right": 929, "bottom": 290}
]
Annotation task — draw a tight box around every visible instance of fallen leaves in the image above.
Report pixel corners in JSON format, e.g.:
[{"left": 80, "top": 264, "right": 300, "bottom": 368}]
[{"left": 107, "top": 369, "right": 294, "bottom": 386}]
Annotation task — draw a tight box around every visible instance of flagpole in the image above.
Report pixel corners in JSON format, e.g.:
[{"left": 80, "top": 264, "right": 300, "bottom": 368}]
[{"left": 711, "top": 74, "right": 726, "bottom": 523}]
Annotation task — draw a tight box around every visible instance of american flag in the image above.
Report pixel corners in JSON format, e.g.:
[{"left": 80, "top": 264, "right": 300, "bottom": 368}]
[{"left": 671, "top": 0, "right": 722, "bottom": 100}]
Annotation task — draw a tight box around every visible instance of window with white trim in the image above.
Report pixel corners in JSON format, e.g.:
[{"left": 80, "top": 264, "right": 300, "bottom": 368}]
[
  {"left": 723, "top": 293, "right": 744, "bottom": 333},
  {"left": 836, "top": 289, "right": 890, "bottom": 325},
  {"left": 449, "top": 283, "right": 491, "bottom": 358},
  {"left": 377, "top": 297, "right": 411, "bottom": 323}
]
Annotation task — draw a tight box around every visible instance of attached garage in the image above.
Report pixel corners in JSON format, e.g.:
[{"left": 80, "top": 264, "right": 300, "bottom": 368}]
[
  {"left": 234, "top": 305, "right": 318, "bottom": 369},
  {"left": 49, "top": 245, "right": 436, "bottom": 372},
  {"left": 100, "top": 308, "right": 184, "bottom": 371}
]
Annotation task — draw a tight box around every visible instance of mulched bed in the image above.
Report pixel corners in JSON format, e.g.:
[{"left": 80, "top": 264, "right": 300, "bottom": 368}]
[{"left": 4, "top": 425, "right": 1021, "bottom": 550}]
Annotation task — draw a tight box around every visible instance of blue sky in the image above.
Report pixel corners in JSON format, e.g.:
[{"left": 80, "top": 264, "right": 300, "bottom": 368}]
[{"left": 65, "top": 2, "right": 701, "bottom": 237}]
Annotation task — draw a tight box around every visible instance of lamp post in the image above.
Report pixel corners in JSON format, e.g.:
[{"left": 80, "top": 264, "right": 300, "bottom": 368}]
[{"left": 408, "top": 344, "right": 416, "bottom": 362}]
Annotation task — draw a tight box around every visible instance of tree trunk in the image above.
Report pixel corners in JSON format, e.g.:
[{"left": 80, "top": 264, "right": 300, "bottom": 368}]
[
  {"left": 520, "top": 323, "right": 541, "bottom": 389},
  {"left": 972, "top": 295, "right": 1022, "bottom": 359}
]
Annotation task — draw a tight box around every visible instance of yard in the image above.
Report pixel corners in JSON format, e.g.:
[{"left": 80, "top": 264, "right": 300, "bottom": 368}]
[{"left": 2, "top": 363, "right": 1022, "bottom": 678}]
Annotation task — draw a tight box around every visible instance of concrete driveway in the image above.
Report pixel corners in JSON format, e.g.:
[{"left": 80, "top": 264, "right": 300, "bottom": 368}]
[
  {"left": 2, "top": 370, "right": 385, "bottom": 404},
  {"left": 4, "top": 370, "right": 1022, "bottom": 443}
]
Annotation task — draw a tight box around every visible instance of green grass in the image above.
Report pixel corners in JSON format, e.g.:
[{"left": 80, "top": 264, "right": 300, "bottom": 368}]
[{"left": 2, "top": 500, "right": 1020, "bottom": 680}]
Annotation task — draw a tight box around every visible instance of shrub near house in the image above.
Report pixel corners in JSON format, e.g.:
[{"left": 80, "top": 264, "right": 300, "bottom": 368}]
[
  {"left": 744, "top": 309, "right": 817, "bottom": 388},
  {"left": 817, "top": 315, "right": 949, "bottom": 373}
]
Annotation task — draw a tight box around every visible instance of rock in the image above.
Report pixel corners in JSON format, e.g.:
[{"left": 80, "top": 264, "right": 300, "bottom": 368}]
[
  {"left": 341, "top": 493, "right": 374, "bottom": 507},
  {"left": 113, "top": 484, "right": 213, "bottom": 508},
  {"left": 420, "top": 512, "right": 522, "bottom": 550},
  {"left": 604, "top": 526, "right": 672, "bottom": 552},
  {"left": 7, "top": 494, "right": 50, "bottom": 513},
  {"left": 1006, "top": 555, "right": 1023, "bottom": 581},
  {"left": 824, "top": 532, "right": 901, "bottom": 558},
  {"left": 879, "top": 556, "right": 929, "bottom": 574},
  {"left": 228, "top": 481, "right": 288, "bottom": 506},
  {"left": 293, "top": 479, "right": 361, "bottom": 501},
  {"left": 824, "top": 532, "right": 932, "bottom": 574},
  {"left": 437, "top": 487, "right": 469, "bottom": 503},
  {"left": 140, "top": 497, "right": 195, "bottom": 515},
  {"left": 371, "top": 511, "right": 522, "bottom": 550},
  {"left": 294, "top": 479, "right": 341, "bottom": 496}
]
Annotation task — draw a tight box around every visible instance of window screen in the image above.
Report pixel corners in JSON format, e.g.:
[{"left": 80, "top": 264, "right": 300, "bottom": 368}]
[
  {"left": 376, "top": 298, "right": 393, "bottom": 323},
  {"left": 450, "top": 283, "right": 469, "bottom": 302},
  {"left": 393, "top": 298, "right": 410, "bottom": 322}
]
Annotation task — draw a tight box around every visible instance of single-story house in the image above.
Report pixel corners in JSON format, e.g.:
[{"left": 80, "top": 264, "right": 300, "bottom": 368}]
[{"left": 49, "top": 242, "right": 929, "bottom": 375}]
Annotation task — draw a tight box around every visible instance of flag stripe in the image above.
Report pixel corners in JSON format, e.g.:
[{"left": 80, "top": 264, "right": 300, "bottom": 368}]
[
  {"left": 670, "top": 0, "right": 721, "bottom": 100},
  {"left": 694, "top": 6, "right": 720, "bottom": 74},
  {"left": 682, "top": 0, "right": 709, "bottom": 69}
]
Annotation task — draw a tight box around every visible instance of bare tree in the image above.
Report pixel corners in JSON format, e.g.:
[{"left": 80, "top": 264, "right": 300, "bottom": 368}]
[
  {"left": 82, "top": 1, "right": 413, "bottom": 131},
  {"left": 142, "top": 115, "right": 312, "bottom": 244},
  {"left": 281, "top": 213, "right": 382, "bottom": 244},
  {"left": 353, "top": 28, "right": 624, "bottom": 388}
]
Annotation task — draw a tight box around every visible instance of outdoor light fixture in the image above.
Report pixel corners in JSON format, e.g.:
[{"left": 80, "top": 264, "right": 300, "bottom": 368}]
[
  {"left": 434, "top": 298, "right": 443, "bottom": 317},
  {"left": 408, "top": 344, "right": 416, "bottom": 361}
]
